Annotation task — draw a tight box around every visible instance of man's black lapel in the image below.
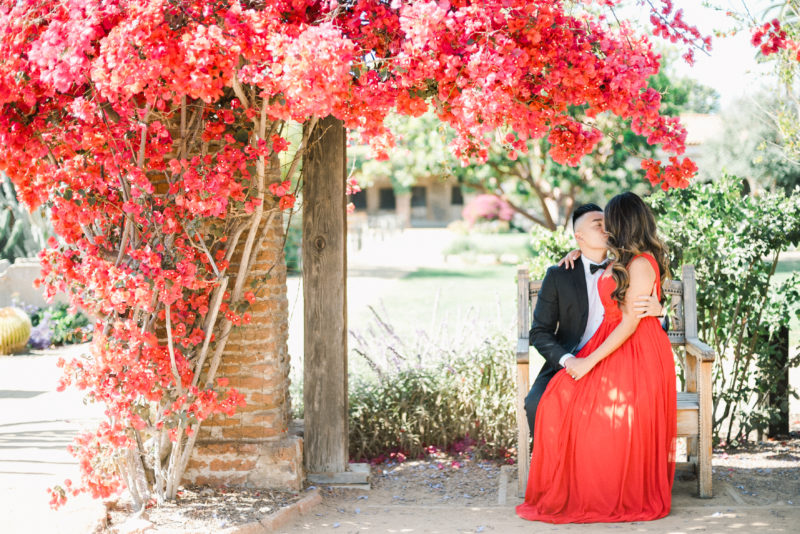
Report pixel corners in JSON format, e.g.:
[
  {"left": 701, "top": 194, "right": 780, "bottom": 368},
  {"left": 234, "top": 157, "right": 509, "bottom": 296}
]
[{"left": 572, "top": 257, "right": 589, "bottom": 330}]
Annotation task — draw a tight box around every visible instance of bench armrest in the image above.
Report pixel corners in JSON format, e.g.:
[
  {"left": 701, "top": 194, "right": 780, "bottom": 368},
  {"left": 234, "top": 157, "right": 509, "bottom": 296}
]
[
  {"left": 686, "top": 337, "right": 715, "bottom": 362},
  {"left": 516, "top": 337, "right": 529, "bottom": 364}
]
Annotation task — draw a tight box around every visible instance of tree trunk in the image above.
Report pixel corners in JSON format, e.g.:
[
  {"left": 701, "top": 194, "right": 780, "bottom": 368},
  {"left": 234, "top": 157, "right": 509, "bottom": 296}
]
[{"left": 768, "top": 325, "right": 790, "bottom": 437}]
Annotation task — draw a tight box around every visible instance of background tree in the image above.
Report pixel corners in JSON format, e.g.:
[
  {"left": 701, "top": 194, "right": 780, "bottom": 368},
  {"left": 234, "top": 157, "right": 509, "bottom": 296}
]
[
  {"left": 353, "top": 66, "right": 718, "bottom": 230},
  {"left": 721, "top": 1, "right": 800, "bottom": 160},
  {"left": 698, "top": 95, "right": 800, "bottom": 193},
  {"left": 350, "top": 112, "right": 454, "bottom": 196}
]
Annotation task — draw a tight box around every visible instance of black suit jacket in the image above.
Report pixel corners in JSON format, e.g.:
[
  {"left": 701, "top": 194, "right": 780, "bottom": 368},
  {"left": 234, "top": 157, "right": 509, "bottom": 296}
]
[
  {"left": 523, "top": 258, "right": 590, "bottom": 432},
  {"left": 529, "top": 258, "right": 591, "bottom": 369}
]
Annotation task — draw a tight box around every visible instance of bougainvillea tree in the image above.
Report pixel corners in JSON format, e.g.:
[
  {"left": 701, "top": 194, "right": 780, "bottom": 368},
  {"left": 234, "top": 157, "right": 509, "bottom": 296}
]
[{"left": 0, "top": 0, "right": 706, "bottom": 507}]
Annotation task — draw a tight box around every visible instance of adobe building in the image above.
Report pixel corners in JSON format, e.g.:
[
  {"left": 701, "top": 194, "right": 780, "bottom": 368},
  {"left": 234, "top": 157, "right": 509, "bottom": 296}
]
[{"left": 350, "top": 175, "right": 476, "bottom": 228}]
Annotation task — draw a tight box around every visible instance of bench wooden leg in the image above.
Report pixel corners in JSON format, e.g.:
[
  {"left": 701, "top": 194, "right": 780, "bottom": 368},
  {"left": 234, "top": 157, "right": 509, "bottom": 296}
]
[
  {"left": 516, "top": 362, "right": 530, "bottom": 498},
  {"left": 686, "top": 435, "right": 697, "bottom": 467},
  {"left": 697, "top": 360, "right": 713, "bottom": 498}
]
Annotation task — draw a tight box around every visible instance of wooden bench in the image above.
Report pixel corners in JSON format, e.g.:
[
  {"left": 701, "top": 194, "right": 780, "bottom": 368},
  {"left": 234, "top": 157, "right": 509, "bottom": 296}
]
[{"left": 515, "top": 264, "right": 715, "bottom": 498}]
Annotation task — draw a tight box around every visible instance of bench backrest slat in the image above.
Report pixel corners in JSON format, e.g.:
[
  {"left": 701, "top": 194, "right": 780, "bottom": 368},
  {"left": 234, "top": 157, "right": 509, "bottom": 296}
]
[{"left": 522, "top": 267, "right": 697, "bottom": 347}]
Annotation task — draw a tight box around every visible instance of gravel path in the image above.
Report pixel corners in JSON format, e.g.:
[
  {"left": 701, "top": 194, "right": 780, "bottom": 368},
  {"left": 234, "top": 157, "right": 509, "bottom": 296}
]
[{"left": 0, "top": 345, "right": 106, "bottom": 534}]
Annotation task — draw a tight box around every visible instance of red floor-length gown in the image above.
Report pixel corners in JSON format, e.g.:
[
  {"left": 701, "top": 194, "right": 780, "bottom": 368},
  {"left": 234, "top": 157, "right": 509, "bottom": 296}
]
[{"left": 516, "top": 253, "right": 676, "bottom": 523}]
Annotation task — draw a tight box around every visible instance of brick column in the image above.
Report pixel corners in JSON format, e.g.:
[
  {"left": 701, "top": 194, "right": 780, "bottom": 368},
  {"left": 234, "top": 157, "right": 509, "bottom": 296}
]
[{"left": 183, "top": 155, "right": 303, "bottom": 490}]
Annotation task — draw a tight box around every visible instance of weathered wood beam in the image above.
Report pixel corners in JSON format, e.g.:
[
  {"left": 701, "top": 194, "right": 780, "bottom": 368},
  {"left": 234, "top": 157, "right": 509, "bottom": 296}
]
[{"left": 303, "top": 115, "right": 348, "bottom": 475}]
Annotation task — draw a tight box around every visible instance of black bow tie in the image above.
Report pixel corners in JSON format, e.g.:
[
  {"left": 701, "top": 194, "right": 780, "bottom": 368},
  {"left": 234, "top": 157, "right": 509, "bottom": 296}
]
[{"left": 589, "top": 261, "right": 610, "bottom": 274}]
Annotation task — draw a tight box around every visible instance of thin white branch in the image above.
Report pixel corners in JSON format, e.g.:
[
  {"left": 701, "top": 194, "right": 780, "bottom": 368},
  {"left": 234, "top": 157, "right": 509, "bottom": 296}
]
[
  {"left": 164, "top": 302, "right": 184, "bottom": 396},
  {"left": 231, "top": 67, "right": 250, "bottom": 109}
]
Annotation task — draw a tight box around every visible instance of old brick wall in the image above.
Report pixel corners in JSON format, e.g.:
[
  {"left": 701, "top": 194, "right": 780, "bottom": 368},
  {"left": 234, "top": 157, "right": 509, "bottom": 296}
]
[{"left": 183, "top": 156, "right": 302, "bottom": 490}]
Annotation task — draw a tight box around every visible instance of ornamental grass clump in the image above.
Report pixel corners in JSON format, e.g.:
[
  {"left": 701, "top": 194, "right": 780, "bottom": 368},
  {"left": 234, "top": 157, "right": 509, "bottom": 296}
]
[
  {"left": 349, "top": 338, "right": 516, "bottom": 462},
  {"left": 348, "top": 306, "right": 515, "bottom": 462}
]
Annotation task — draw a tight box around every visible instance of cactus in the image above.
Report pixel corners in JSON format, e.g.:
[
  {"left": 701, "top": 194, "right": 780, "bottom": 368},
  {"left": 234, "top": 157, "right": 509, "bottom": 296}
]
[
  {"left": 0, "top": 307, "right": 32, "bottom": 355},
  {"left": 0, "top": 173, "right": 50, "bottom": 262}
]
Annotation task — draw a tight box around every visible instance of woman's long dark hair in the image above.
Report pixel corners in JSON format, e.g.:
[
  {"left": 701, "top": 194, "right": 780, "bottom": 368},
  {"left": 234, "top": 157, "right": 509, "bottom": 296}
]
[{"left": 604, "top": 192, "right": 670, "bottom": 305}]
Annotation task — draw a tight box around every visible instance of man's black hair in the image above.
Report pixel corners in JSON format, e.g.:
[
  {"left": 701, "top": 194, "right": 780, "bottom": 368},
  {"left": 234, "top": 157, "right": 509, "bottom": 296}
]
[{"left": 571, "top": 203, "right": 603, "bottom": 229}]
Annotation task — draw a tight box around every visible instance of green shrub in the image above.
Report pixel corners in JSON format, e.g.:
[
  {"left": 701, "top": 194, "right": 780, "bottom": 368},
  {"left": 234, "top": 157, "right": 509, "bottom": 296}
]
[
  {"left": 524, "top": 224, "right": 575, "bottom": 279},
  {"left": 348, "top": 331, "right": 516, "bottom": 461},
  {"left": 648, "top": 174, "right": 800, "bottom": 444},
  {"left": 443, "top": 236, "right": 475, "bottom": 256},
  {"left": 29, "top": 302, "right": 92, "bottom": 347},
  {"left": 284, "top": 222, "right": 302, "bottom": 273},
  {"left": 443, "top": 233, "right": 533, "bottom": 262}
]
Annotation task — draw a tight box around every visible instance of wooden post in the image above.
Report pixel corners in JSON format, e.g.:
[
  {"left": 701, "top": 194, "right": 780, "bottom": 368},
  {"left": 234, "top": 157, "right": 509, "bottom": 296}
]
[
  {"left": 516, "top": 269, "right": 531, "bottom": 497},
  {"left": 684, "top": 265, "right": 712, "bottom": 498},
  {"left": 303, "top": 116, "right": 348, "bottom": 475}
]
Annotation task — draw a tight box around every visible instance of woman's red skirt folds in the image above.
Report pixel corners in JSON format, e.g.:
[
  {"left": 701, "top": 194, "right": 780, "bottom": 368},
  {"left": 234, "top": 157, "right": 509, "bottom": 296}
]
[{"left": 516, "top": 253, "right": 677, "bottom": 523}]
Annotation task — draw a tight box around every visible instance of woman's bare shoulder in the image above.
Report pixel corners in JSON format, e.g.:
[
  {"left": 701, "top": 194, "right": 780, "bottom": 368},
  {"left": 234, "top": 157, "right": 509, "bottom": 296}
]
[{"left": 628, "top": 255, "right": 656, "bottom": 279}]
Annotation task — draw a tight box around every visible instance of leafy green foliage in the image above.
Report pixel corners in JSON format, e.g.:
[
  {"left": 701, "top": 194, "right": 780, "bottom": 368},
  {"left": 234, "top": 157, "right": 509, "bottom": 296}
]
[
  {"left": 648, "top": 175, "right": 800, "bottom": 444},
  {"left": 524, "top": 225, "right": 576, "bottom": 280},
  {"left": 29, "top": 302, "right": 92, "bottom": 346}
]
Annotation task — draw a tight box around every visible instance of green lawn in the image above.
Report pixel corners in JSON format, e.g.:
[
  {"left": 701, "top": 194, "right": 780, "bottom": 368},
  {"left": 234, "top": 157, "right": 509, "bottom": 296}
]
[
  {"left": 356, "top": 255, "right": 800, "bottom": 334},
  {"left": 354, "top": 264, "right": 518, "bottom": 334},
  {"left": 347, "top": 264, "right": 519, "bottom": 379}
]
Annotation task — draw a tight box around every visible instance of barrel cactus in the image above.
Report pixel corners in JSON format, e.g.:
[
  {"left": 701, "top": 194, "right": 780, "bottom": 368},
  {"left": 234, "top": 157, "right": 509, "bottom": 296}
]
[{"left": 0, "top": 307, "right": 32, "bottom": 355}]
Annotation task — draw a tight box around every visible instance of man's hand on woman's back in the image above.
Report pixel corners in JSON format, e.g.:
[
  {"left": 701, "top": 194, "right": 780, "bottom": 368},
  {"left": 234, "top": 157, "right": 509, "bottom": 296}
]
[{"left": 557, "top": 251, "right": 665, "bottom": 319}]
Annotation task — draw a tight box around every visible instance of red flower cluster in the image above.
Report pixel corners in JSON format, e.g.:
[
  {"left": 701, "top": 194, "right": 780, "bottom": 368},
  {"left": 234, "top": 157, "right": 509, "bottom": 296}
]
[
  {"left": 645, "top": 0, "right": 712, "bottom": 65},
  {"left": 547, "top": 121, "right": 603, "bottom": 167},
  {"left": 642, "top": 157, "right": 697, "bottom": 190},
  {"left": 269, "top": 179, "right": 296, "bottom": 210},
  {"left": 751, "top": 19, "right": 800, "bottom": 60}
]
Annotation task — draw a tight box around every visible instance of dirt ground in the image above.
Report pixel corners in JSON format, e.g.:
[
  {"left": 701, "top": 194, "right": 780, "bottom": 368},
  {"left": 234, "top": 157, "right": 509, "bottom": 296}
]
[
  {"left": 104, "top": 486, "right": 303, "bottom": 533},
  {"left": 276, "top": 438, "right": 800, "bottom": 534},
  {"left": 104, "top": 437, "right": 800, "bottom": 533}
]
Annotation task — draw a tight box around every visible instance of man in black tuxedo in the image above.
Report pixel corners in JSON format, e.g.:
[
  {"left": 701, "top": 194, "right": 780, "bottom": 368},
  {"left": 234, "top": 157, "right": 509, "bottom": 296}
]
[{"left": 524, "top": 203, "right": 666, "bottom": 435}]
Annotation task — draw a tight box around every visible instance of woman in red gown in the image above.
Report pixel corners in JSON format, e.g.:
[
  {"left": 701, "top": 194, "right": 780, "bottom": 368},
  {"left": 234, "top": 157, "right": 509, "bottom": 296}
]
[{"left": 516, "top": 192, "right": 677, "bottom": 523}]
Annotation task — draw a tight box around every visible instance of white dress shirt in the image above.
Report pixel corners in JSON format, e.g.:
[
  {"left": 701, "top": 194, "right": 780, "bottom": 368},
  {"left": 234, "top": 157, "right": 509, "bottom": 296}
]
[{"left": 559, "top": 257, "right": 607, "bottom": 367}]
